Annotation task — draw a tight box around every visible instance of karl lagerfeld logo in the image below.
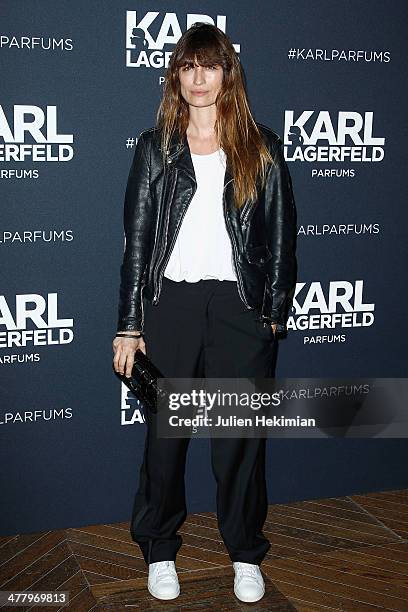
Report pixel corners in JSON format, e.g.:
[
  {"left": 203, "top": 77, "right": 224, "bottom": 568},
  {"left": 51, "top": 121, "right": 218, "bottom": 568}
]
[
  {"left": 283, "top": 111, "right": 384, "bottom": 163},
  {"left": 289, "top": 280, "right": 375, "bottom": 331},
  {"left": 125, "top": 11, "right": 240, "bottom": 68},
  {"left": 0, "top": 293, "right": 73, "bottom": 348},
  {"left": 121, "top": 382, "right": 145, "bottom": 425},
  {"left": 0, "top": 105, "right": 74, "bottom": 162}
]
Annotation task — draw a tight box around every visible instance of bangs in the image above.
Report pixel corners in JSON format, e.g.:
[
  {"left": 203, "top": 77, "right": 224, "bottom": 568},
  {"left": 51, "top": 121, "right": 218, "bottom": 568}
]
[{"left": 174, "top": 40, "right": 224, "bottom": 70}]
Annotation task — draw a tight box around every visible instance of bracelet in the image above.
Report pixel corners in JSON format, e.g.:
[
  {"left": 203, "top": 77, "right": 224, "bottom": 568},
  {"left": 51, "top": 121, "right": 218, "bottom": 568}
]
[{"left": 115, "top": 332, "right": 144, "bottom": 339}]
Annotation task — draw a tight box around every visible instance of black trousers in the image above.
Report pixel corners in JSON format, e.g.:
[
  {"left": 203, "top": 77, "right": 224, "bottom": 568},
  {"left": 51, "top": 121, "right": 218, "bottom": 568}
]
[{"left": 130, "top": 276, "right": 275, "bottom": 565}]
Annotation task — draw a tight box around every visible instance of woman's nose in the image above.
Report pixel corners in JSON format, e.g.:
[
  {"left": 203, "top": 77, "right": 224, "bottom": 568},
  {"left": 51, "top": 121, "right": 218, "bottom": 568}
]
[{"left": 193, "top": 67, "right": 205, "bottom": 84}]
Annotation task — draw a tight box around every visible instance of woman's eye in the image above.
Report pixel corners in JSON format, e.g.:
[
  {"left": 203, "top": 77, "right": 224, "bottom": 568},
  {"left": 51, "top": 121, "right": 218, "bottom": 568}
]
[{"left": 181, "top": 64, "right": 218, "bottom": 71}]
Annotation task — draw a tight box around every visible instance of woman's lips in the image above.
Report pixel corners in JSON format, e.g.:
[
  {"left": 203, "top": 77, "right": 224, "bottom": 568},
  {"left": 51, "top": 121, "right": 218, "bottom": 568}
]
[{"left": 191, "top": 91, "right": 208, "bottom": 96}]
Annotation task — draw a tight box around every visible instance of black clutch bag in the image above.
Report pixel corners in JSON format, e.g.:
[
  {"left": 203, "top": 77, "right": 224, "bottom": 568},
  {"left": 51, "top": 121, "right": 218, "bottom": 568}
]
[{"left": 113, "top": 349, "right": 167, "bottom": 413}]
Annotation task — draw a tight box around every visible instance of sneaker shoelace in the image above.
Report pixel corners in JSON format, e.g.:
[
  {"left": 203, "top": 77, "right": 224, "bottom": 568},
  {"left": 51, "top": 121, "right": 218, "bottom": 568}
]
[
  {"left": 235, "top": 563, "right": 260, "bottom": 580},
  {"left": 155, "top": 561, "right": 176, "bottom": 581}
]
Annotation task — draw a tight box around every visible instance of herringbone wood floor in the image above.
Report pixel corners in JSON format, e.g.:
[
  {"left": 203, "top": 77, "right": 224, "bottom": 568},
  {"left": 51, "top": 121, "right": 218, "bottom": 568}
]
[{"left": 1, "top": 489, "right": 408, "bottom": 611}]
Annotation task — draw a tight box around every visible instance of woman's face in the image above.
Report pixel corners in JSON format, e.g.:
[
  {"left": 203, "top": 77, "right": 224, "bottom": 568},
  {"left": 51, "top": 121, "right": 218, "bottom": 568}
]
[{"left": 178, "top": 59, "right": 224, "bottom": 109}]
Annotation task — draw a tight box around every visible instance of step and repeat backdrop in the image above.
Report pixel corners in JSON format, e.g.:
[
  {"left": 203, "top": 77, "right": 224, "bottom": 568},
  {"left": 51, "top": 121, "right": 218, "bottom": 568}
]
[{"left": 1, "top": 1, "right": 407, "bottom": 535}]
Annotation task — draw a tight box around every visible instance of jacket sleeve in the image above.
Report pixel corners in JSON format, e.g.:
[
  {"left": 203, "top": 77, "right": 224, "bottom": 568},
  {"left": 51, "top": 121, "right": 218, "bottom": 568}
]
[
  {"left": 116, "top": 132, "right": 152, "bottom": 333},
  {"left": 264, "top": 136, "right": 297, "bottom": 334}
]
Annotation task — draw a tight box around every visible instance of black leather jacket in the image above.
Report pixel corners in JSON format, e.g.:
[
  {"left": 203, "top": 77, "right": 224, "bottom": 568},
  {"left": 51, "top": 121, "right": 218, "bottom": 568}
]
[{"left": 117, "top": 122, "right": 297, "bottom": 335}]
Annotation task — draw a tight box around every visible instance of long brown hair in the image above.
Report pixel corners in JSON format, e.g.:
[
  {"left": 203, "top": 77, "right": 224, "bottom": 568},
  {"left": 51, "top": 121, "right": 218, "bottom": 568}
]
[{"left": 156, "top": 22, "right": 275, "bottom": 210}]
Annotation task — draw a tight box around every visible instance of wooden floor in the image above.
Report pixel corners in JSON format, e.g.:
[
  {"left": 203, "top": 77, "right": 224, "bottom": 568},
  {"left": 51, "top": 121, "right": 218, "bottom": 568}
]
[{"left": 1, "top": 489, "right": 408, "bottom": 611}]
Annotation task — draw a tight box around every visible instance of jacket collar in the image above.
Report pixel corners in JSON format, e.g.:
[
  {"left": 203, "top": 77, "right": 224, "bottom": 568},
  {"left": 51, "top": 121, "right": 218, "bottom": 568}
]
[{"left": 165, "top": 129, "right": 234, "bottom": 187}]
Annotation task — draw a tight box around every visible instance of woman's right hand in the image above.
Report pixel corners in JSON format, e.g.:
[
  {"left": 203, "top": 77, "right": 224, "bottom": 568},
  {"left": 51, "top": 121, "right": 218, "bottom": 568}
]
[{"left": 112, "top": 331, "right": 146, "bottom": 378}]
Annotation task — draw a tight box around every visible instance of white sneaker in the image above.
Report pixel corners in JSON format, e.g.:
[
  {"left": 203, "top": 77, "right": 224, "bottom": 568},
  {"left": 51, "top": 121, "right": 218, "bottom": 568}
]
[
  {"left": 147, "top": 560, "right": 180, "bottom": 600},
  {"left": 233, "top": 561, "right": 265, "bottom": 603}
]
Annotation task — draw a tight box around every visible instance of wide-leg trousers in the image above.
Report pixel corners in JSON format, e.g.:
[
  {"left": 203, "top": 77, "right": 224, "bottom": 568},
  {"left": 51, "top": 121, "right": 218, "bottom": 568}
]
[{"left": 130, "top": 276, "right": 275, "bottom": 565}]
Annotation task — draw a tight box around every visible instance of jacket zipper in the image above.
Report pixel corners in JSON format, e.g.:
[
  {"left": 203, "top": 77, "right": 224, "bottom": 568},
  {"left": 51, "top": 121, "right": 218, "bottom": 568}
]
[
  {"left": 152, "top": 167, "right": 181, "bottom": 303},
  {"left": 223, "top": 180, "right": 251, "bottom": 309},
  {"left": 152, "top": 173, "right": 197, "bottom": 304},
  {"left": 240, "top": 200, "right": 253, "bottom": 226},
  {"left": 139, "top": 283, "right": 145, "bottom": 331}
]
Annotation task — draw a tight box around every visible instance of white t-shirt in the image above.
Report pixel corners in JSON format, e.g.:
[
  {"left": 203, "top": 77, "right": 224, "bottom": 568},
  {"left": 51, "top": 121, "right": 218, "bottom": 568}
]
[{"left": 163, "top": 148, "right": 237, "bottom": 282}]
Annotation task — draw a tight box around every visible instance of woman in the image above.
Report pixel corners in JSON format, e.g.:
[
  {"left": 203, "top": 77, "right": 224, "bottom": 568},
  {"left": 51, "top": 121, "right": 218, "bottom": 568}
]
[{"left": 113, "top": 22, "right": 297, "bottom": 604}]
